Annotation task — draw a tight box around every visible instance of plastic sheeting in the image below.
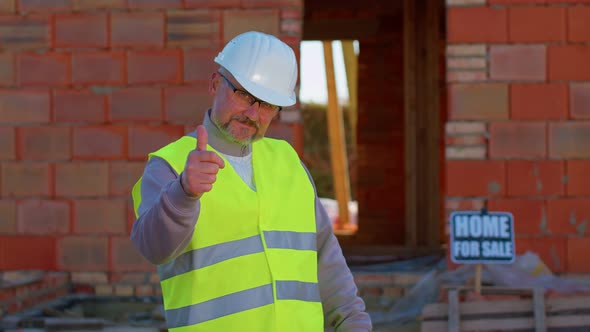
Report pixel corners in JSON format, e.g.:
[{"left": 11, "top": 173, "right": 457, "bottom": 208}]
[{"left": 360, "top": 252, "right": 590, "bottom": 327}]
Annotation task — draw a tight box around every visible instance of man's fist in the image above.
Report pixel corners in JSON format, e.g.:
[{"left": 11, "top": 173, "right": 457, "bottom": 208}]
[{"left": 181, "top": 125, "right": 225, "bottom": 197}]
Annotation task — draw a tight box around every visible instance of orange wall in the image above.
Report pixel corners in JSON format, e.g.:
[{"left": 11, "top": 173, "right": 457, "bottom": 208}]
[
  {"left": 446, "top": 0, "right": 590, "bottom": 273},
  {"left": 0, "top": 0, "right": 303, "bottom": 282}
]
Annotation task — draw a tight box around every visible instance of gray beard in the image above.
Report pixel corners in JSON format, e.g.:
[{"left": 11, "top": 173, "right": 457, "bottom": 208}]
[{"left": 211, "top": 116, "right": 258, "bottom": 147}]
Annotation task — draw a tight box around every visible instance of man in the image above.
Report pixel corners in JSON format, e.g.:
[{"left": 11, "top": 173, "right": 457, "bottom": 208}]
[{"left": 131, "top": 31, "right": 372, "bottom": 332}]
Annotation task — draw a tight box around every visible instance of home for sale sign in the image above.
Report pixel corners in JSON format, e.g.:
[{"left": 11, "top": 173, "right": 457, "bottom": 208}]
[{"left": 450, "top": 210, "right": 515, "bottom": 264}]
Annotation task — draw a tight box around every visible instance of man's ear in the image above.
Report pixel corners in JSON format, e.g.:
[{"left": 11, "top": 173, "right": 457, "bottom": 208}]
[{"left": 209, "top": 72, "right": 221, "bottom": 95}]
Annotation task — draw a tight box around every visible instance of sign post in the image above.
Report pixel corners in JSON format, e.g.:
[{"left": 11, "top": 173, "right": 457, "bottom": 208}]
[{"left": 450, "top": 210, "right": 515, "bottom": 294}]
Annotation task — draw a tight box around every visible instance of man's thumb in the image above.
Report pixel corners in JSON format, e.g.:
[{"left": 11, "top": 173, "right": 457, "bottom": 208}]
[{"left": 196, "top": 125, "right": 208, "bottom": 151}]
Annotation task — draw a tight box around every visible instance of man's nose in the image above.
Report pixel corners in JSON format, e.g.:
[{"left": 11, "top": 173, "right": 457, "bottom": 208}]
[{"left": 244, "top": 102, "right": 261, "bottom": 120}]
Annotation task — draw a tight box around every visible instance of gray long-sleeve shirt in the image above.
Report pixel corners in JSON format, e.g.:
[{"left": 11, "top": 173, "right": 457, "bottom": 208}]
[{"left": 131, "top": 112, "right": 372, "bottom": 332}]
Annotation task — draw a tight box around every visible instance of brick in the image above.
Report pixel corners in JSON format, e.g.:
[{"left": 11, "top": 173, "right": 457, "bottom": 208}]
[
  {"left": 111, "top": 12, "right": 164, "bottom": 48},
  {"left": 566, "top": 160, "right": 590, "bottom": 196},
  {"left": 567, "top": 237, "right": 590, "bottom": 273},
  {"left": 447, "top": 58, "right": 486, "bottom": 70},
  {"left": 449, "top": 84, "right": 508, "bottom": 120},
  {"left": 109, "top": 162, "right": 145, "bottom": 196},
  {"left": 17, "top": 52, "right": 70, "bottom": 86},
  {"left": 17, "top": 126, "right": 71, "bottom": 160},
  {"left": 281, "top": 8, "right": 302, "bottom": 20},
  {"left": 128, "top": 0, "right": 182, "bottom": 8},
  {"left": 109, "top": 87, "right": 162, "bottom": 122},
  {"left": 55, "top": 14, "right": 108, "bottom": 48},
  {"left": 0, "top": 0, "right": 16, "bottom": 13},
  {"left": 489, "top": 122, "right": 546, "bottom": 158},
  {"left": 570, "top": 83, "right": 590, "bottom": 119},
  {"left": 490, "top": 0, "right": 545, "bottom": 3},
  {"left": 547, "top": 198, "right": 590, "bottom": 236},
  {"left": 0, "top": 236, "right": 56, "bottom": 270},
  {"left": 73, "top": 0, "right": 126, "bottom": 10},
  {"left": 446, "top": 71, "right": 487, "bottom": 83},
  {"left": 506, "top": 160, "right": 564, "bottom": 197},
  {"left": 266, "top": 122, "right": 300, "bottom": 148},
  {"left": 0, "top": 200, "right": 16, "bottom": 233},
  {"left": 548, "top": 46, "right": 590, "bottom": 81},
  {"left": 18, "top": 0, "right": 72, "bottom": 12},
  {"left": 58, "top": 236, "right": 108, "bottom": 271},
  {"left": 16, "top": 199, "right": 70, "bottom": 234},
  {"left": 488, "top": 199, "right": 546, "bottom": 235},
  {"left": 72, "top": 52, "right": 125, "bottom": 85},
  {"left": 164, "top": 86, "right": 210, "bottom": 123},
  {"left": 508, "top": 7, "right": 565, "bottom": 43},
  {"left": 167, "top": 11, "right": 220, "bottom": 48},
  {"left": 0, "top": 127, "right": 15, "bottom": 160},
  {"left": 447, "top": 125, "right": 483, "bottom": 139},
  {"left": 0, "top": 15, "right": 50, "bottom": 50},
  {"left": 490, "top": 45, "right": 546, "bottom": 81},
  {"left": 110, "top": 272, "right": 146, "bottom": 284},
  {"left": 549, "top": 122, "right": 590, "bottom": 159},
  {"left": 447, "top": 0, "right": 486, "bottom": 4},
  {"left": 445, "top": 146, "right": 486, "bottom": 159},
  {"left": 114, "top": 285, "right": 134, "bottom": 296},
  {"left": 127, "top": 200, "right": 136, "bottom": 232},
  {"left": 94, "top": 284, "right": 113, "bottom": 295},
  {"left": 446, "top": 45, "right": 487, "bottom": 57},
  {"left": 185, "top": 0, "right": 240, "bottom": 7},
  {"left": 71, "top": 272, "right": 108, "bottom": 284},
  {"left": 110, "top": 236, "right": 153, "bottom": 272},
  {"left": 448, "top": 7, "right": 507, "bottom": 43},
  {"left": 55, "top": 162, "right": 109, "bottom": 197},
  {"left": 223, "top": 10, "right": 279, "bottom": 44},
  {"left": 54, "top": 89, "right": 106, "bottom": 123},
  {"left": 135, "top": 285, "right": 153, "bottom": 296},
  {"left": 128, "top": 126, "right": 184, "bottom": 160},
  {"left": 568, "top": 7, "right": 590, "bottom": 43},
  {"left": 0, "top": 53, "right": 15, "bottom": 86},
  {"left": 241, "top": 0, "right": 300, "bottom": 7},
  {"left": 511, "top": 84, "right": 568, "bottom": 120},
  {"left": 446, "top": 160, "right": 505, "bottom": 196},
  {"left": 73, "top": 199, "right": 126, "bottom": 234},
  {"left": 183, "top": 49, "right": 217, "bottom": 83},
  {"left": 1, "top": 163, "right": 50, "bottom": 197},
  {"left": 445, "top": 199, "right": 485, "bottom": 213},
  {"left": 516, "top": 237, "right": 566, "bottom": 273},
  {"left": 73, "top": 126, "right": 126, "bottom": 160},
  {"left": 446, "top": 135, "right": 486, "bottom": 146},
  {"left": 127, "top": 50, "right": 181, "bottom": 85},
  {"left": 281, "top": 19, "right": 301, "bottom": 35},
  {"left": 0, "top": 89, "right": 50, "bottom": 123}
]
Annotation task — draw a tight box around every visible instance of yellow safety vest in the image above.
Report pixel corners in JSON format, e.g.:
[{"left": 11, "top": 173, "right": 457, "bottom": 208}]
[{"left": 132, "top": 136, "right": 324, "bottom": 332}]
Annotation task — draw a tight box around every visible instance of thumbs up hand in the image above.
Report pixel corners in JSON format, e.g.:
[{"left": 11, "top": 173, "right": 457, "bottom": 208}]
[{"left": 181, "top": 125, "right": 225, "bottom": 197}]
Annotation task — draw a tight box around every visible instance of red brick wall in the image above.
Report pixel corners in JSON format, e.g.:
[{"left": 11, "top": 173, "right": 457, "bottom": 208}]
[
  {"left": 0, "top": 0, "right": 303, "bottom": 288},
  {"left": 446, "top": 0, "right": 590, "bottom": 273}
]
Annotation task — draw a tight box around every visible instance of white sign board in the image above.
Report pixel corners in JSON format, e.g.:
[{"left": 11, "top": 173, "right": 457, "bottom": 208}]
[{"left": 450, "top": 210, "right": 515, "bottom": 264}]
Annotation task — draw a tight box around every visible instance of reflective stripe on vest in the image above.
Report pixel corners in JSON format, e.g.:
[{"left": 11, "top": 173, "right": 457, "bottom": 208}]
[
  {"left": 158, "top": 231, "right": 316, "bottom": 281},
  {"left": 166, "top": 281, "right": 320, "bottom": 329}
]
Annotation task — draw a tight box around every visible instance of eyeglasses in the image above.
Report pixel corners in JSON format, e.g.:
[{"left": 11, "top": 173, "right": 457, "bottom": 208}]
[{"left": 219, "top": 74, "right": 282, "bottom": 114}]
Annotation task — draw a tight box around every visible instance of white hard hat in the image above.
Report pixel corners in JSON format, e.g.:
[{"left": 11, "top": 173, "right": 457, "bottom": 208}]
[{"left": 214, "top": 31, "right": 298, "bottom": 107}]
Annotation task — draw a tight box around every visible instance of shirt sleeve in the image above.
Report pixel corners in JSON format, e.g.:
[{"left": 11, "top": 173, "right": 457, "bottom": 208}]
[
  {"left": 130, "top": 156, "right": 201, "bottom": 265},
  {"left": 301, "top": 162, "right": 373, "bottom": 332}
]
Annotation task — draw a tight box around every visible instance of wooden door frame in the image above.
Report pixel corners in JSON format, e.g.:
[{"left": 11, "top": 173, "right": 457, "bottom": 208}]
[{"left": 403, "top": 0, "right": 444, "bottom": 248}]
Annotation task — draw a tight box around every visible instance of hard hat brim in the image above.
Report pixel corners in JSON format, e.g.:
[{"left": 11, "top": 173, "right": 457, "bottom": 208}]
[{"left": 233, "top": 73, "right": 297, "bottom": 107}]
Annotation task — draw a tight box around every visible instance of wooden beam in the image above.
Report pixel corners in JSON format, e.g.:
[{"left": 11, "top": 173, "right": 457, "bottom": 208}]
[
  {"left": 403, "top": 0, "right": 443, "bottom": 247},
  {"left": 403, "top": 0, "right": 418, "bottom": 247},
  {"left": 323, "top": 41, "right": 352, "bottom": 230},
  {"left": 341, "top": 40, "right": 358, "bottom": 151}
]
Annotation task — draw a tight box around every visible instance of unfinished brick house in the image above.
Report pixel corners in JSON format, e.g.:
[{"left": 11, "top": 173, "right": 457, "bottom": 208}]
[{"left": 0, "top": 0, "right": 589, "bottom": 317}]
